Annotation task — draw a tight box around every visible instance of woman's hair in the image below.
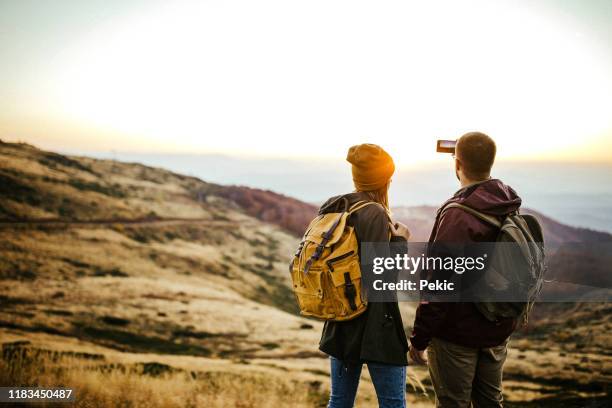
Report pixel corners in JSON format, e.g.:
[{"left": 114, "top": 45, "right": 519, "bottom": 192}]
[{"left": 358, "top": 181, "right": 390, "bottom": 212}]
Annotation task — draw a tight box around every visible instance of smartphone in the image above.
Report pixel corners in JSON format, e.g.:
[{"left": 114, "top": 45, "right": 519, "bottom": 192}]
[{"left": 436, "top": 140, "right": 456, "bottom": 154}]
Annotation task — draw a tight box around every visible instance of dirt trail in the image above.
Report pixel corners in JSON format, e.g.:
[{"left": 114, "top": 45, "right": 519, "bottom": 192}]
[{"left": 0, "top": 217, "right": 237, "bottom": 229}]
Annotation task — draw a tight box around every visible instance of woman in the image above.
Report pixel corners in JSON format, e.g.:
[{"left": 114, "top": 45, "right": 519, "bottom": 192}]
[{"left": 319, "top": 143, "right": 410, "bottom": 408}]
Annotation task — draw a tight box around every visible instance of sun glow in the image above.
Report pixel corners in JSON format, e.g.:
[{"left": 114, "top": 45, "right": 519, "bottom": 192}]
[{"left": 15, "top": 0, "right": 612, "bottom": 163}]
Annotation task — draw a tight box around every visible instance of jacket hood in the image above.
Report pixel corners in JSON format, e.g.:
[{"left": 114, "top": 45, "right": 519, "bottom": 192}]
[{"left": 446, "top": 179, "right": 521, "bottom": 216}]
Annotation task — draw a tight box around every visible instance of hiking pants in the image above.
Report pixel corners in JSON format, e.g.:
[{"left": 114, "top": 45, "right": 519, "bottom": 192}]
[
  {"left": 427, "top": 337, "right": 508, "bottom": 408},
  {"left": 327, "top": 356, "right": 406, "bottom": 408}
]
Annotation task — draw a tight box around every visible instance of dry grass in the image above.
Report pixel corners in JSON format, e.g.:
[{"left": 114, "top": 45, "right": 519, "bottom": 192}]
[
  {"left": 0, "top": 344, "right": 321, "bottom": 408},
  {"left": 0, "top": 330, "right": 439, "bottom": 408}
]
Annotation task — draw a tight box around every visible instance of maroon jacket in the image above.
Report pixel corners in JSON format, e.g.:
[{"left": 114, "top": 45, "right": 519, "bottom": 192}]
[{"left": 410, "top": 179, "right": 522, "bottom": 350}]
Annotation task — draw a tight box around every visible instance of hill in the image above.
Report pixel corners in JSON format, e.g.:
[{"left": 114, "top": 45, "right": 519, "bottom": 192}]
[
  {"left": 391, "top": 205, "right": 612, "bottom": 245},
  {"left": 0, "top": 140, "right": 610, "bottom": 407},
  {"left": 0, "top": 140, "right": 333, "bottom": 406}
]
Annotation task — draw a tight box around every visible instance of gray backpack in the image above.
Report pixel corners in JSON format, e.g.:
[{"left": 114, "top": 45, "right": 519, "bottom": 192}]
[{"left": 440, "top": 203, "right": 546, "bottom": 325}]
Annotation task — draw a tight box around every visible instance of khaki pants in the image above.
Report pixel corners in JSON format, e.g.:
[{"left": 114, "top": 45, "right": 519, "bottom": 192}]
[{"left": 427, "top": 337, "right": 508, "bottom": 408}]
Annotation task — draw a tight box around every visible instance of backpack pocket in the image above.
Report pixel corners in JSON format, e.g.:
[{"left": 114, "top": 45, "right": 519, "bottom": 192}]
[
  {"left": 292, "top": 266, "right": 335, "bottom": 320},
  {"left": 327, "top": 254, "right": 367, "bottom": 320}
]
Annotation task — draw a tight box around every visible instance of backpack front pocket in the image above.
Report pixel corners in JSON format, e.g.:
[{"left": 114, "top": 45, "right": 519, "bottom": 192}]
[
  {"left": 327, "top": 256, "right": 367, "bottom": 319},
  {"left": 292, "top": 267, "right": 337, "bottom": 320}
]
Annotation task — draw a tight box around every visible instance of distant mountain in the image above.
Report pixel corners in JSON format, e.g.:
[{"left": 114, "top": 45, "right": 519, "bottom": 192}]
[
  {"left": 392, "top": 206, "right": 612, "bottom": 245},
  {"left": 207, "top": 185, "right": 318, "bottom": 237},
  {"left": 521, "top": 208, "right": 612, "bottom": 245}
]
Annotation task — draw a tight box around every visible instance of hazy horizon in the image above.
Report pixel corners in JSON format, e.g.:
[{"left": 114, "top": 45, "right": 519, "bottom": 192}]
[{"left": 48, "top": 146, "right": 612, "bottom": 234}]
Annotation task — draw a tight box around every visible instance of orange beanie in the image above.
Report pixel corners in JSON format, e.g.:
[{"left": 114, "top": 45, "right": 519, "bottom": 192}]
[{"left": 346, "top": 143, "right": 395, "bottom": 191}]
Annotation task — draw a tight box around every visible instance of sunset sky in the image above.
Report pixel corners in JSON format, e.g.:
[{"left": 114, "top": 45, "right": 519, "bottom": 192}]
[{"left": 2, "top": 0, "right": 612, "bottom": 165}]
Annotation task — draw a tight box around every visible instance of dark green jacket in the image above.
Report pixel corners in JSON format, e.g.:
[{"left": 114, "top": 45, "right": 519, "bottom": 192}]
[{"left": 318, "top": 192, "right": 409, "bottom": 366}]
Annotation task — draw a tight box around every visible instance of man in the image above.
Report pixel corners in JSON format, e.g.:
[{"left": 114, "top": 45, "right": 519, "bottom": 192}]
[{"left": 410, "top": 132, "right": 522, "bottom": 407}]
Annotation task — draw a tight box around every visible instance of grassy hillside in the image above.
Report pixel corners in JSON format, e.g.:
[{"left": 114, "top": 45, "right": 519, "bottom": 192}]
[
  {"left": 0, "top": 140, "right": 610, "bottom": 407},
  {"left": 0, "top": 141, "right": 331, "bottom": 406}
]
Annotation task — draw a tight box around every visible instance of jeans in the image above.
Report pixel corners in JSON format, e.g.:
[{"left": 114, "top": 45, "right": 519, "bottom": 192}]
[{"left": 327, "top": 356, "right": 406, "bottom": 408}]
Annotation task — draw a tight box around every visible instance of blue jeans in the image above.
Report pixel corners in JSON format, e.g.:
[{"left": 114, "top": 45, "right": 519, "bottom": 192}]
[{"left": 327, "top": 356, "right": 406, "bottom": 408}]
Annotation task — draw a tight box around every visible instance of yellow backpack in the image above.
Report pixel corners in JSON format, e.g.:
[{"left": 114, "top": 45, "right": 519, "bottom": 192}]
[{"left": 289, "top": 199, "right": 384, "bottom": 321}]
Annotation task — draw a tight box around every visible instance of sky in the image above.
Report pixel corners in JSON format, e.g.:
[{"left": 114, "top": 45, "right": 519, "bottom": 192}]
[{"left": 2, "top": 0, "right": 612, "bottom": 166}]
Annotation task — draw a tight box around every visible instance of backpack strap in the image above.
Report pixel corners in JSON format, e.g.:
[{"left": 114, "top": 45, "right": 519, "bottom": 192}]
[
  {"left": 441, "top": 203, "right": 502, "bottom": 229},
  {"left": 348, "top": 200, "right": 392, "bottom": 221},
  {"left": 303, "top": 198, "right": 358, "bottom": 274},
  {"left": 348, "top": 200, "right": 393, "bottom": 240},
  {"left": 348, "top": 200, "right": 376, "bottom": 214},
  {"left": 303, "top": 212, "right": 345, "bottom": 274}
]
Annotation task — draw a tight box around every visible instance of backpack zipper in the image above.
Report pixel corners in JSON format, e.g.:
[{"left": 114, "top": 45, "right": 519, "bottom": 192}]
[{"left": 326, "top": 250, "right": 355, "bottom": 271}]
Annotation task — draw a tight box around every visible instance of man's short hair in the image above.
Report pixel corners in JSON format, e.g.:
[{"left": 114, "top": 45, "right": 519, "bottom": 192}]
[{"left": 456, "top": 132, "right": 496, "bottom": 180}]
